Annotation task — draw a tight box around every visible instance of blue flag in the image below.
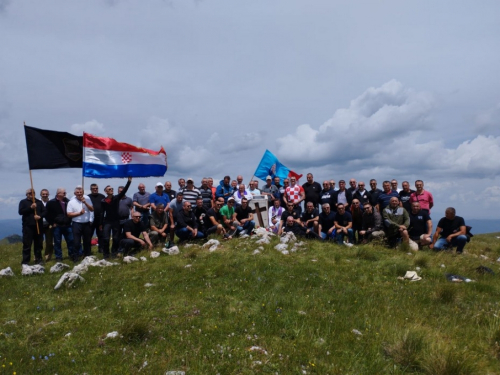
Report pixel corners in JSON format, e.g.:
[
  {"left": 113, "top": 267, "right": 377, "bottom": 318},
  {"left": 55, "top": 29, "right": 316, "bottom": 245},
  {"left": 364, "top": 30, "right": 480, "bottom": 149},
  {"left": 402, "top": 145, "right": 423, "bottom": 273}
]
[{"left": 253, "top": 150, "right": 291, "bottom": 183}]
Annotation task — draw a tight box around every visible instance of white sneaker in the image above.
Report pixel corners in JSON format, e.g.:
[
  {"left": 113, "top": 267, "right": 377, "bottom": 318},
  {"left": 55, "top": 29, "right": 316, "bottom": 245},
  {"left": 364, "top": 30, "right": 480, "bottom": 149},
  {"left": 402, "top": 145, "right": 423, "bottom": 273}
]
[
  {"left": 239, "top": 230, "right": 247, "bottom": 236},
  {"left": 344, "top": 241, "right": 353, "bottom": 247}
]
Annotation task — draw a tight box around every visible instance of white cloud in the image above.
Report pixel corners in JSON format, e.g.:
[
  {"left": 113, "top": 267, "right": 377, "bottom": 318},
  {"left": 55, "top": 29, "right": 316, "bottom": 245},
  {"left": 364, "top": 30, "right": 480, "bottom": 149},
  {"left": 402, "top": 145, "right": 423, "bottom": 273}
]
[
  {"left": 71, "top": 119, "right": 105, "bottom": 135},
  {"left": 276, "top": 80, "right": 435, "bottom": 166}
]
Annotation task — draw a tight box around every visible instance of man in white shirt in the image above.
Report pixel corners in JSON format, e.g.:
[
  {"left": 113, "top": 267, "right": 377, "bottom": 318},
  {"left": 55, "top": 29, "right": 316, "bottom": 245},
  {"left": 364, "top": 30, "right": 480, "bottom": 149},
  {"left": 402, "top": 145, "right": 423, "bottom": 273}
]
[{"left": 67, "top": 186, "right": 94, "bottom": 261}]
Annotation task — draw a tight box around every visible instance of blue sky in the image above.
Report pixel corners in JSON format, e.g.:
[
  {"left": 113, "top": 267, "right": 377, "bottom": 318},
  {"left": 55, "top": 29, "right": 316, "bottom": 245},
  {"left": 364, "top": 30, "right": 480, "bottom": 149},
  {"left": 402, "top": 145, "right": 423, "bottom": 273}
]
[{"left": 1, "top": 0, "right": 500, "bottom": 220}]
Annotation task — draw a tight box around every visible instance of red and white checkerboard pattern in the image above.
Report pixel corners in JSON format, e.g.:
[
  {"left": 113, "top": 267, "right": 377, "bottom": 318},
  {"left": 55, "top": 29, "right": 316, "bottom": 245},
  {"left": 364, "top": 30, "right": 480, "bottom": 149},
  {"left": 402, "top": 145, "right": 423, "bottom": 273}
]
[
  {"left": 286, "top": 185, "right": 303, "bottom": 204},
  {"left": 121, "top": 152, "right": 132, "bottom": 164}
]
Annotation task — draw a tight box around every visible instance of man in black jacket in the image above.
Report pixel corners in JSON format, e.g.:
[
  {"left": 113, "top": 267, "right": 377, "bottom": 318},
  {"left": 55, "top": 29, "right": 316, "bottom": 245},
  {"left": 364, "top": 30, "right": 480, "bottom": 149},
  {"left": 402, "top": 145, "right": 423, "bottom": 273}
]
[
  {"left": 100, "top": 177, "right": 132, "bottom": 258},
  {"left": 18, "top": 188, "right": 45, "bottom": 264},
  {"left": 46, "top": 187, "right": 74, "bottom": 262},
  {"left": 88, "top": 183, "right": 105, "bottom": 254}
]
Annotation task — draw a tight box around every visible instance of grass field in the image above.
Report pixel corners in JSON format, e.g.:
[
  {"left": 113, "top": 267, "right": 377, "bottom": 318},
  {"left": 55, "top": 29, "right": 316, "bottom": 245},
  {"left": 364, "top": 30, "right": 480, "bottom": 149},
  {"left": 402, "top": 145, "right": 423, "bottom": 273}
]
[{"left": 1, "top": 232, "right": 500, "bottom": 374}]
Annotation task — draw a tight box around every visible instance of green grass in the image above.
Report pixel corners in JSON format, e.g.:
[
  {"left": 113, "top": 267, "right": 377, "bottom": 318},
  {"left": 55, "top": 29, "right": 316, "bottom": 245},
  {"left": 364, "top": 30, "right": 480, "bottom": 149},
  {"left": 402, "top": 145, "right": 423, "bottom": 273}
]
[{"left": 1, "top": 233, "right": 500, "bottom": 374}]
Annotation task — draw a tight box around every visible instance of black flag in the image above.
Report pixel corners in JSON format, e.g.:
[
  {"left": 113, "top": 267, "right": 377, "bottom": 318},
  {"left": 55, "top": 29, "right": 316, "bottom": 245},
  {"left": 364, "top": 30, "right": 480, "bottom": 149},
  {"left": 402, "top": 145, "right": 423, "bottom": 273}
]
[{"left": 24, "top": 125, "right": 83, "bottom": 169}]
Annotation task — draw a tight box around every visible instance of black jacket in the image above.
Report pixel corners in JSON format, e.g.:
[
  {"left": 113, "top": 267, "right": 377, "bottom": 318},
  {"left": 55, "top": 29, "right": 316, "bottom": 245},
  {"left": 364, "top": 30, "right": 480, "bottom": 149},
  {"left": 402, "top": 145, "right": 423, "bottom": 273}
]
[
  {"left": 46, "top": 198, "right": 72, "bottom": 226},
  {"left": 19, "top": 198, "right": 45, "bottom": 227}
]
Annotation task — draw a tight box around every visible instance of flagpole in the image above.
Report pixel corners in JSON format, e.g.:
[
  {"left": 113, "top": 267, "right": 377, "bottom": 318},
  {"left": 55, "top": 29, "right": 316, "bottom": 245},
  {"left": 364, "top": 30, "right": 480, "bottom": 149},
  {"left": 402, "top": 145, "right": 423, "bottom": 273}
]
[{"left": 25, "top": 122, "right": 40, "bottom": 235}]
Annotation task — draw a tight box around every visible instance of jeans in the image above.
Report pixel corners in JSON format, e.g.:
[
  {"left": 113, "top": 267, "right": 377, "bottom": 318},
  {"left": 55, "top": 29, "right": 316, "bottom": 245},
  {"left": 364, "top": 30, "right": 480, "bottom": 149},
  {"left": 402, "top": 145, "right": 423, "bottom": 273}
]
[
  {"left": 237, "top": 220, "right": 255, "bottom": 234},
  {"left": 118, "top": 238, "right": 142, "bottom": 255},
  {"left": 335, "top": 228, "right": 354, "bottom": 245},
  {"left": 53, "top": 225, "right": 74, "bottom": 260},
  {"left": 175, "top": 228, "right": 205, "bottom": 241},
  {"left": 320, "top": 228, "right": 337, "bottom": 240},
  {"left": 434, "top": 235, "right": 468, "bottom": 253}
]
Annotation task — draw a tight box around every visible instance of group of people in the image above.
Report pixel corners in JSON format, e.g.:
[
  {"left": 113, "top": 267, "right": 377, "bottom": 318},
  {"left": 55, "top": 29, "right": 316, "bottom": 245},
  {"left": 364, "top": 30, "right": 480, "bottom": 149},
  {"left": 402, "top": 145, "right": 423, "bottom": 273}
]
[{"left": 18, "top": 174, "right": 470, "bottom": 264}]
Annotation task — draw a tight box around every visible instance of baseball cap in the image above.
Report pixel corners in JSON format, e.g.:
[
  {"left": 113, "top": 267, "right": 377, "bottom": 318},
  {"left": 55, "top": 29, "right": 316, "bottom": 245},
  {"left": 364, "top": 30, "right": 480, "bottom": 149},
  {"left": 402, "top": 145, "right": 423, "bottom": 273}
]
[
  {"left": 266, "top": 175, "right": 272, "bottom": 180},
  {"left": 155, "top": 182, "right": 164, "bottom": 188}
]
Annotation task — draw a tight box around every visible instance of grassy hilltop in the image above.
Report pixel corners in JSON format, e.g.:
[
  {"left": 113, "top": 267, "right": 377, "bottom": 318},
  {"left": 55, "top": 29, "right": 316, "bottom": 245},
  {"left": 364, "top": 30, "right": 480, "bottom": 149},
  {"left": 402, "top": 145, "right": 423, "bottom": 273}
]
[{"left": 1, "top": 233, "right": 500, "bottom": 374}]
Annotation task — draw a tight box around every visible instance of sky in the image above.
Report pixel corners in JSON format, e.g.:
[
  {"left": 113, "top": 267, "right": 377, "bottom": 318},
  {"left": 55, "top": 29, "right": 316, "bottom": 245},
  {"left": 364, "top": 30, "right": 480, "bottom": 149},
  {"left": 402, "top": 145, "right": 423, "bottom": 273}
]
[{"left": 1, "top": 0, "right": 500, "bottom": 221}]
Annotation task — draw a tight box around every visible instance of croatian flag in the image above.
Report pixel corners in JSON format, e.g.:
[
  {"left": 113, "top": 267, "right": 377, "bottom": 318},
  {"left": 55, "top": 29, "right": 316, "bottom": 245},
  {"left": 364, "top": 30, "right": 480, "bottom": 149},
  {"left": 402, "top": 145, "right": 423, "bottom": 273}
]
[{"left": 83, "top": 133, "right": 167, "bottom": 178}]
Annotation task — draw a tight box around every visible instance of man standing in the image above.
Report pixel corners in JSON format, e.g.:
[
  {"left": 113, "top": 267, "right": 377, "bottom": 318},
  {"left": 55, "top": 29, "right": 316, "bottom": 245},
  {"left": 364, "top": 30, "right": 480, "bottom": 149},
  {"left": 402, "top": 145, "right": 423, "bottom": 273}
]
[
  {"left": 353, "top": 182, "right": 372, "bottom": 207},
  {"left": 148, "top": 203, "right": 169, "bottom": 245},
  {"left": 320, "top": 181, "right": 335, "bottom": 208},
  {"left": 164, "top": 181, "right": 177, "bottom": 203},
  {"left": 399, "top": 181, "right": 415, "bottom": 213},
  {"left": 39, "top": 189, "right": 53, "bottom": 261},
  {"left": 376, "top": 181, "right": 400, "bottom": 212},
  {"left": 248, "top": 180, "right": 261, "bottom": 196},
  {"left": 118, "top": 212, "right": 153, "bottom": 255},
  {"left": 178, "top": 178, "right": 186, "bottom": 191},
  {"left": 302, "top": 173, "right": 322, "bottom": 208},
  {"left": 332, "top": 180, "right": 353, "bottom": 212},
  {"left": 284, "top": 176, "right": 305, "bottom": 215},
  {"left": 88, "top": 183, "right": 105, "bottom": 254},
  {"left": 118, "top": 185, "right": 134, "bottom": 223},
  {"left": 273, "top": 176, "right": 282, "bottom": 189},
  {"left": 67, "top": 186, "right": 94, "bottom": 261},
  {"left": 329, "top": 180, "right": 338, "bottom": 191},
  {"left": 176, "top": 201, "right": 205, "bottom": 242},
  {"left": 430, "top": 207, "right": 468, "bottom": 254},
  {"left": 19, "top": 188, "right": 45, "bottom": 264},
  {"left": 199, "top": 178, "right": 213, "bottom": 210},
  {"left": 46, "top": 187, "right": 74, "bottom": 262},
  {"left": 408, "top": 201, "right": 432, "bottom": 250},
  {"left": 369, "top": 179, "right": 383, "bottom": 206},
  {"left": 168, "top": 192, "right": 185, "bottom": 248},
  {"left": 182, "top": 178, "right": 201, "bottom": 205},
  {"left": 334, "top": 203, "right": 354, "bottom": 245},
  {"left": 101, "top": 177, "right": 132, "bottom": 259},
  {"left": 391, "top": 179, "right": 401, "bottom": 193},
  {"left": 410, "top": 180, "right": 434, "bottom": 215},
  {"left": 261, "top": 176, "right": 279, "bottom": 204},
  {"left": 347, "top": 178, "right": 358, "bottom": 195},
  {"left": 149, "top": 182, "right": 170, "bottom": 211},
  {"left": 216, "top": 176, "right": 233, "bottom": 203},
  {"left": 133, "top": 183, "right": 151, "bottom": 227},
  {"left": 382, "top": 197, "right": 410, "bottom": 246}
]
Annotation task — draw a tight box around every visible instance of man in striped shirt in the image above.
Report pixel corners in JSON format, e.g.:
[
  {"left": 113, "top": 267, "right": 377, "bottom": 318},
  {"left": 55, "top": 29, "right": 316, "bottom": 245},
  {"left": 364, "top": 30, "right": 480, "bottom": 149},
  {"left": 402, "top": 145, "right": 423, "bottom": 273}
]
[{"left": 182, "top": 178, "right": 201, "bottom": 206}]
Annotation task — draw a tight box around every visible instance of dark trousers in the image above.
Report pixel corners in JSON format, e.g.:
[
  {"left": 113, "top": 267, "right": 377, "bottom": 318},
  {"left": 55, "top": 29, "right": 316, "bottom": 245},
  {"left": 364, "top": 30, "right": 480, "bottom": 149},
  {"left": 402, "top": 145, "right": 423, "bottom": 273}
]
[
  {"left": 72, "top": 221, "right": 92, "bottom": 259},
  {"left": 102, "top": 220, "right": 121, "bottom": 257},
  {"left": 42, "top": 223, "right": 54, "bottom": 259},
  {"left": 118, "top": 238, "right": 142, "bottom": 255},
  {"left": 91, "top": 219, "right": 104, "bottom": 253},
  {"left": 22, "top": 225, "right": 43, "bottom": 264}
]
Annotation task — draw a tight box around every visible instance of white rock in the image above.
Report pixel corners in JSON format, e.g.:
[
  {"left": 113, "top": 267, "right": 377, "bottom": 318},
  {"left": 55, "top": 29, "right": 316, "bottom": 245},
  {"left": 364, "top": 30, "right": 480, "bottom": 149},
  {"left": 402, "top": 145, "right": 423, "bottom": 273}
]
[
  {"left": 50, "top": 262, "right": 70, "bottom": 273},
  {"left": 65, "top": 332, "right": 72, "bottom": 337},
  {"left": 165, "top": 371, "right": 186, "bottom": 375},
  {"left": 254, "top": 227, "right": 269, "bottom": 237},
  {"left": 0, "top": 267, "right": 14, "bottom": 276},
  {"left": 352, "top": 329, "right": 363, "bottom": 336},
  {"left": 144, "top": 283, "right": 155, "bottom": 287},
  {"left": 150, "top": 251, "right": 161, "bottom": 258},
  {"left": 140, "top": 257, "right": 148, "bottom": 262},
  {"left": 208, "top": 244, "right": 219, "bottom": 252},
  {"left": 71, "top": 263, "right": 88, "bottom": 274},
  {"left": 252, "top": 250, "right": 261, "bottom": 255},
  {"left": 280, "top": 232, "right": 296, "bottom": 244},
  {"left": 123, "top": 256, "right": 139, "bottom": 263},
  {"left": 22, "top": 264, "right": 45, "bottom": 275},
  {"left": 54, "top": 272, "right": 85, "bottom": 290},
  {"left": 184, "top": 264, "right": 192, "bottom": 268},
  {"left": 255, "top": 237, "right": 270, "bottom": 245},
  {"left": 203, "top": 239, "right": 220, "bottom": 248},
  {"left": 239, "top": 234, "right": 250, "bottom": 239},
  {"left": 275, "top": 243, "right": 288, "bottom": 251},
  {"left": 281, "top": 250, "right": 289, "bottom": 255},
  {"left": 4, "top": 320, "right": 17, "bottom": 324},
  {"left": 105, "top": 331, "right": 120, "bottom": 339},
  {"left": 441, "top": 264, "right": 446, "bottom": 268},
  {"left": 80, "top": 256, "right": 99, "bottom": 266},
  {"left": 92, "top": 259, "right": 119, "bottom": 267},
  {"left": 162, "top": 246, "right": 180, "bottom": 255}
]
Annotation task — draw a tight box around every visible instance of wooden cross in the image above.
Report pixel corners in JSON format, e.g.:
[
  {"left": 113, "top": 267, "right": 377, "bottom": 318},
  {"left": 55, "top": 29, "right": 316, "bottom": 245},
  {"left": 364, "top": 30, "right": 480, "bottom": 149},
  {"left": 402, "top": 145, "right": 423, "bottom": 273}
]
[{"left": 251, "top": 202, "right": 268, "bottom": 227}]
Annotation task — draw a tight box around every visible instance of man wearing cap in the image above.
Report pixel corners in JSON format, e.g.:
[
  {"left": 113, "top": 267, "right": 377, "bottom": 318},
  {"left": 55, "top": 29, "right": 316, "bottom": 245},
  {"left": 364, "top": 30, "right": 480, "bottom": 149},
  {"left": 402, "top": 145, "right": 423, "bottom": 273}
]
[
  {"left": 261, "top": 175, "right": 279, "bottom": 204},
  {"left": 19, "top": 188, "right": 45, "bottom": 264},
  {"left": 133, "top": 183, "right": 151, "bottom": 227},
  {"left": 183, "top": 178, "right": 201, "bottom": 206},
  {"left": 149, "top": 182, "right": 170, "bottom": 211}
]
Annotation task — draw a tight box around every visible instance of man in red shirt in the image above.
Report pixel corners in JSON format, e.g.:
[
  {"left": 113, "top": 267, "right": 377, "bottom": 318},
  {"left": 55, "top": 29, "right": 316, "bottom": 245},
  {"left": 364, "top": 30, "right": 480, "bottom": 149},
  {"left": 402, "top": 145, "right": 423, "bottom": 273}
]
[{"left": 409, "top": 180, "right": 434, "bottom": 214}]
